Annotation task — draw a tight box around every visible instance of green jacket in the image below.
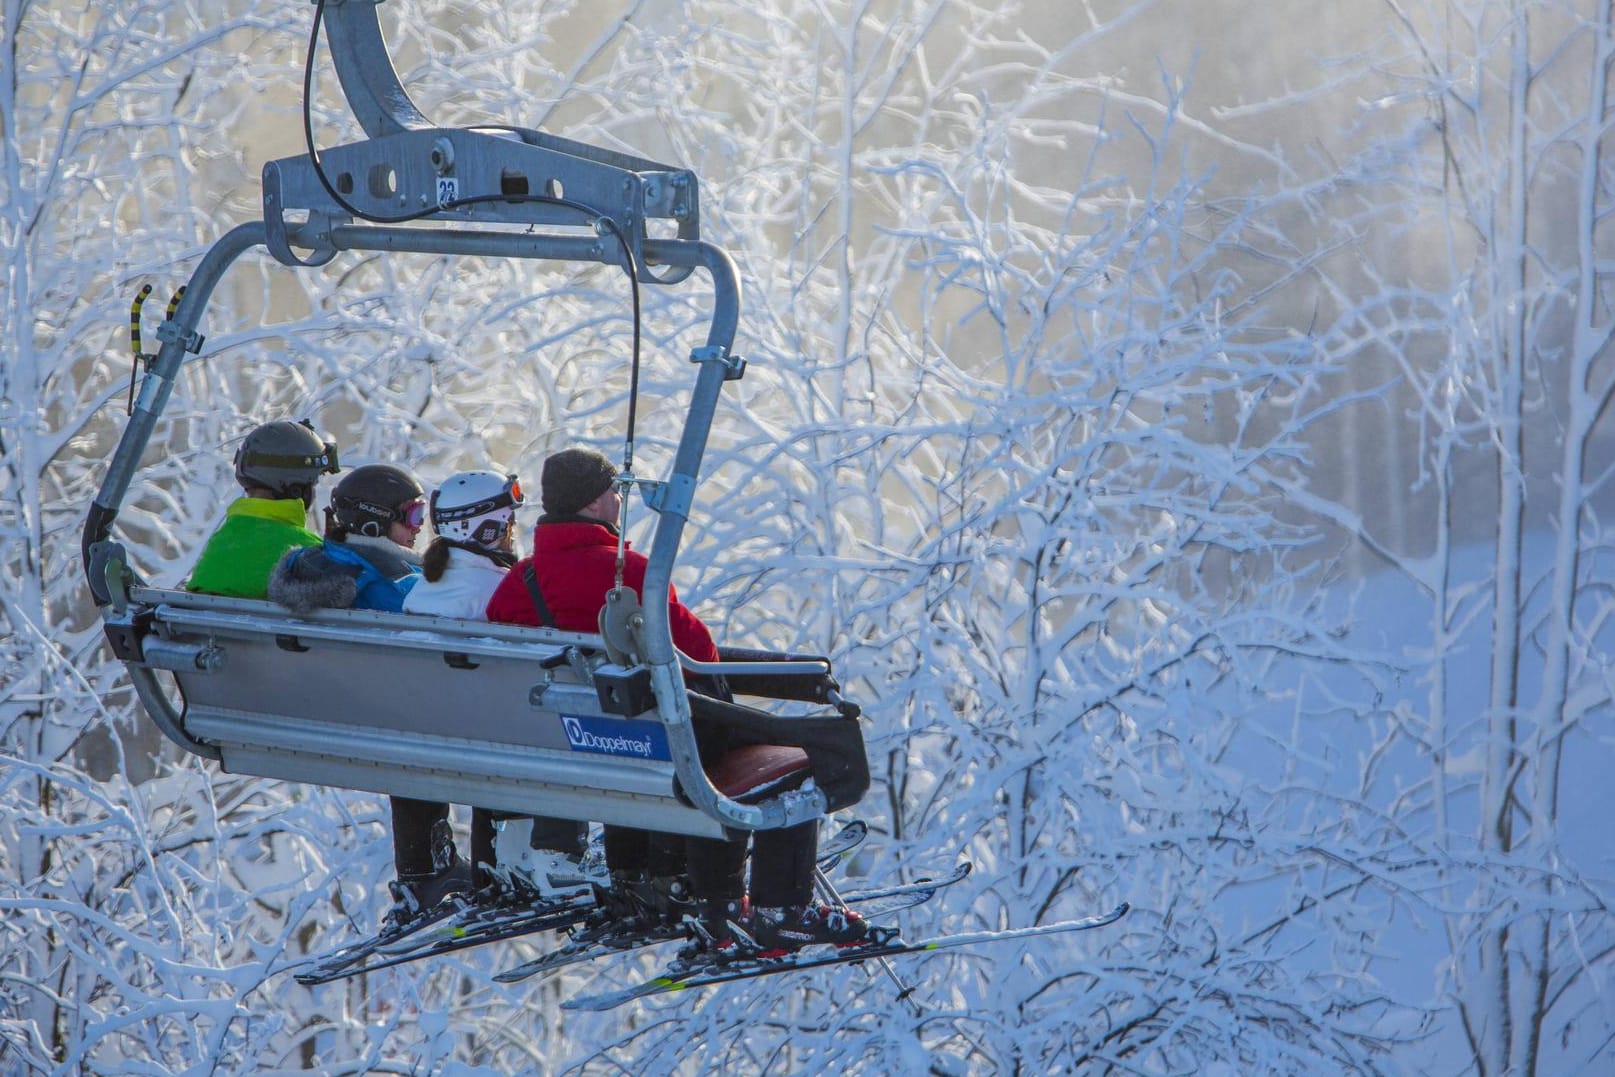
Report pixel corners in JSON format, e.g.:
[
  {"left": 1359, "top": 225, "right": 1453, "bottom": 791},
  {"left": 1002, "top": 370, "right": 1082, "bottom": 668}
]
[{"left": 187, "top": 497, "right": 323, "bottom": 599}]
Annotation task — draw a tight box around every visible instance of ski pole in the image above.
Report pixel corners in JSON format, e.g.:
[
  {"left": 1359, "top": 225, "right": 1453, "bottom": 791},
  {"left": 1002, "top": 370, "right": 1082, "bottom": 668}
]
[{"left": 814, "top": 865, "right": 923, "bottom": 1015}]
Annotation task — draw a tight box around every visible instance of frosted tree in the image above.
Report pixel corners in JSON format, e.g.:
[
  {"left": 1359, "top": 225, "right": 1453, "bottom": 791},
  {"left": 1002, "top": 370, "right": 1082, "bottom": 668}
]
[
  {"left": 1281, "top": 2, "right": 1615, "bottom": 1074},
  {"left": 0, "top": 2, "right": 312, "bottom": 1068},
  {"left": 522, "top": 1, "right": 1432, "bottom": 1073},
  {"left": 19, "top": 0, "right": 1613, "bottom": 1074},
  {"left": 0, "top": 1, "right": 535, "bottom": 1070},
  {"left": 0, "top": 0, "right": 783, "bottom": 1070}
]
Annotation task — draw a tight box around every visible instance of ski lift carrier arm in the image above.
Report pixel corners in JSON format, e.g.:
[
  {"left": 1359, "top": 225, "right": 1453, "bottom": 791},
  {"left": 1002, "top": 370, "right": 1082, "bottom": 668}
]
[{"left": 80, "top": 0, "right": 868, "bottom": 841}]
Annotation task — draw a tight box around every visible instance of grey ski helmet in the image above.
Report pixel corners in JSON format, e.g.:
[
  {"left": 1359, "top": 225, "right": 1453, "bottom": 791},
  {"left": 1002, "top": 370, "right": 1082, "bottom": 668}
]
[
  {"left": 329, "top": 464, "right": 426, "bottom": 538},
  {"left": 234, "top": 419, "right": 339, "bottom": 504}
]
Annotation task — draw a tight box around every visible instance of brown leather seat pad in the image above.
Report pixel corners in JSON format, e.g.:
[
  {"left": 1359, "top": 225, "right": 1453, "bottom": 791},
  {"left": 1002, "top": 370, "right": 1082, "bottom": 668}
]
[{"left": 707, "top": 743, "right": 811, "bottom": 799}]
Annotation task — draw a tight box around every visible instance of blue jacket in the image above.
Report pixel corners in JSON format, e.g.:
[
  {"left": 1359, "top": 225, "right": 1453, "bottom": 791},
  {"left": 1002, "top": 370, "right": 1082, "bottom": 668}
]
[{"left": 269, "top": 534, "right": 422, "bottom": 613}]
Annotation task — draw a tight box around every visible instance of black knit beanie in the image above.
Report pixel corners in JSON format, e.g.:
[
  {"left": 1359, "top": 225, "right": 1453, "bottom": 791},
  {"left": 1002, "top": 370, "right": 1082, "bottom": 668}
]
[{"left": 541, "top": 448, "right": 618, "bottom": 516}]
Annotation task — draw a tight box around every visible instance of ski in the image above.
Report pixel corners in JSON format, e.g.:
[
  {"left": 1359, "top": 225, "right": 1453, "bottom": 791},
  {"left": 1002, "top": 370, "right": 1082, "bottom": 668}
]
[
  {"left": 561, "top": 902, "right": 1131, "bottom": 1012},
  {"left": 294, "top": 891, "right": 594, "bottom": 986},
  {"left": 373, "top": 890, "right": 591, "bottom": 955},
  {"left": 492, "top": 874, "right": 946, "bottom": 985},
  {"left": 837, "top": 859, "right": 971, "bottom": 904},
  {"left": 293, "top": 898, "right": 470, "bottom": 984},
  {"left": 311, "top": 896, "right": 596, "bottom": 983},
  {"left": 294, "top": 819, "right": 870, "bottom": 986},
  {"left": 429, "top": 817, "right": 862, "bottom": 964},
  {"left": 815, "top": 818, "right": 868, "bottom": 866}
]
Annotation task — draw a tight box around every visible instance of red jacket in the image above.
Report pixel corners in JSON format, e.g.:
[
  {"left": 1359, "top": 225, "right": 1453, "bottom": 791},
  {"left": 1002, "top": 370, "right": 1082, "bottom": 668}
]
[{"left": 484, "top": 520, "right": 719, "bottom": 662}]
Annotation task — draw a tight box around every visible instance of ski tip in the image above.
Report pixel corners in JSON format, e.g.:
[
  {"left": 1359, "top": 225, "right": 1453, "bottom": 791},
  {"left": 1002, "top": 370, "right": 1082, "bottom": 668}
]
[
  {"left": 294, "top": 965, "right": 348, "bottom": 987},
  {"left": 1093, "top": 901, "right": 1130, "bottom": 927},
  {"left": 492, "top": 967, "right": 532, "bottom": 984},
  {"left": 560, "top": 976, "right": 684, "bottom": 1012}
]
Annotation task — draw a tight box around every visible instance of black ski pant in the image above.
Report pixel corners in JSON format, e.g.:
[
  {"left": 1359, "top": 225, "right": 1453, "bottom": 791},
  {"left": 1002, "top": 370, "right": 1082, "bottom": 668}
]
[
  {"left": 600, "top": 677, "right": 820, "bottom": 910},
  {"left": 390, "top": 796, "right": 454, "bottom": 880},
  {"left": 603, "top": 818, "right": 817, "bottom": 909}
]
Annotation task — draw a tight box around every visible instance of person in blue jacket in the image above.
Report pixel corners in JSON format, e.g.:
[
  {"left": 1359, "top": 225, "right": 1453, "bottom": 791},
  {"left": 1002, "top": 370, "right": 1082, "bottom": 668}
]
[
  {"left": 268, "top": 463, "right": 467, "bottom": 925},
  {"left": 269, "top": 463, "right": 426, "bottom": 613}
]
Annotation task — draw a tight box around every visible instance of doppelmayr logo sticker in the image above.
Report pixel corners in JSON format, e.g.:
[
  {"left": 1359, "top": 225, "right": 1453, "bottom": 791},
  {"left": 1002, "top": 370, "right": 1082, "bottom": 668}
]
[{"left": 560, "top": 714, "right": 671, "bottom": 761}]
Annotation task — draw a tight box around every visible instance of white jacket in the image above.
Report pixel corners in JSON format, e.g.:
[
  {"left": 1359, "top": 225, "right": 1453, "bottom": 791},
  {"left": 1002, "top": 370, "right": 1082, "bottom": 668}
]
[{"left": 401, "top": 546, "right": 508, "bottom": 620}]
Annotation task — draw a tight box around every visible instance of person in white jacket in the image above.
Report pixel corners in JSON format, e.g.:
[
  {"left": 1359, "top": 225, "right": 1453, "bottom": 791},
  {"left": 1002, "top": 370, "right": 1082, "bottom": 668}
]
[
  {"left": 402, "top": 469, "right": 522, "bottom": 619},
  {"left": 401, "top": 470, "right": 603, "bottom": 899}
]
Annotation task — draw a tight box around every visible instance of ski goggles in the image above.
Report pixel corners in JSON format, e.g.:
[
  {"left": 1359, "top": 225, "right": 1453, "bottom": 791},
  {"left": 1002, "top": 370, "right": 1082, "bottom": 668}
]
[
  {"left": 503, "top": 475, "right": 525, "bottom": 508},
  {"left": 398, "top": 499, "right": 429, "bottom": 529}
]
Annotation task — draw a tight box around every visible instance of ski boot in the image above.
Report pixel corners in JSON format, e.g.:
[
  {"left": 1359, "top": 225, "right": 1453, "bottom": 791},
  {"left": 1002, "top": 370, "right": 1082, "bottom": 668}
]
[
  {"left": 383, "top": 855, "right": 471, "bottom": 933},
  {"left": 735, "top": 903, "right": 867, "bottom": 955},
  {"left": 577, "top": 871, "right": 692, "bottom": 944},
  {"left": 669, "top": 897, "right": 750, "bottom": 968},
  {"left": 491, "top": 817, "right": 609, "bottom": 899}
]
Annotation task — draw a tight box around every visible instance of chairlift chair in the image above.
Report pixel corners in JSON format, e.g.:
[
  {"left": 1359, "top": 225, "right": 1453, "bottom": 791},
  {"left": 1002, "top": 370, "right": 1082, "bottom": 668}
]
[{"left": 80, "top": 0, "right": 869, "bottom": 841}]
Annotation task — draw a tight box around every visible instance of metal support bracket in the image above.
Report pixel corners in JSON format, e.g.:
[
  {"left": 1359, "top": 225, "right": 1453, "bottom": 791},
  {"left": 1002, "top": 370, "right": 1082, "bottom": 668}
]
[
  {"left": 597, "top": 587, "right": 644, "bottom": 667},
  {"left": 315, "top": 0, "right": 429, "bottom": 139},
  {"left": 277, "top": 0, "right": 700, "bottom": 281},
  {"left": 690, "top": 343, "right": 746, "bottom": 380},
  {"left": 155, "top": 318, "right": 205, "bottom": 354},
  {"left": 88, "top": 541, "right": 133, "bottom": 610},
  {"left": 640, "top": 474, "right": 696, "bottom": 520}
]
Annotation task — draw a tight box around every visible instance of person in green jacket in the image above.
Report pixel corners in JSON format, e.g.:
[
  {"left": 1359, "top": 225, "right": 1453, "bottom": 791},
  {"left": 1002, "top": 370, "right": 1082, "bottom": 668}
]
[{"left": 186, "top": 420, "right": 341, "bottom": 598}]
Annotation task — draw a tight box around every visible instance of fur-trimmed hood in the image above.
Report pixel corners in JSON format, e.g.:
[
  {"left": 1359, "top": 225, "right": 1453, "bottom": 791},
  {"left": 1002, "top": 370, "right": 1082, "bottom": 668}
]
[{"left": 269, "top": 535, "right": 422, "bottom": 614}]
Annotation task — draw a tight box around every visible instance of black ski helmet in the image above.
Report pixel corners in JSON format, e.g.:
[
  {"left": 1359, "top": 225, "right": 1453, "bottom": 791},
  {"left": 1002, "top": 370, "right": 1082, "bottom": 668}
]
[
  {"left": 329, "top": 464, "right": 425, "bottom": 538},
  {"left": 234, "top": 419, "right": 339, "bottom": 505}
]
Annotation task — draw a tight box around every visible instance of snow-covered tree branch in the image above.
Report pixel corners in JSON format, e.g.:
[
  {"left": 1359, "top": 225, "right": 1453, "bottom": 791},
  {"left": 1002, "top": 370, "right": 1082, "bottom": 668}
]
[{"left": 6, "top": 0, "right": 1614, "bottom": 1074}]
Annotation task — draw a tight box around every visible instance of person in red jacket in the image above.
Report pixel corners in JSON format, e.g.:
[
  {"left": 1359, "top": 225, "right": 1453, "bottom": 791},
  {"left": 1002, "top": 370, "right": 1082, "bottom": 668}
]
[
  {"left": 484, "top": 455, "right": 716, "bottom": 660},
  {"left": 484, "top": 448, "right": 865, "bottom": 953}
]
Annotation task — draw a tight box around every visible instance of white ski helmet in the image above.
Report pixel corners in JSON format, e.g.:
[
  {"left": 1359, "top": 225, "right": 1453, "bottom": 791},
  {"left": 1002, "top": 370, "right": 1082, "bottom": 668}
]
[{"left": 430, "top": 471, "right": 524, "bottom": 550}]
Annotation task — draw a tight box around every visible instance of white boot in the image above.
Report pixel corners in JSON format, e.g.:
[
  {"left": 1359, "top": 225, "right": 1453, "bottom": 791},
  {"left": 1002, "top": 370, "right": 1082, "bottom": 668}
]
[{"left": 492, "top": 818, "right": 608, "bottom": 899}]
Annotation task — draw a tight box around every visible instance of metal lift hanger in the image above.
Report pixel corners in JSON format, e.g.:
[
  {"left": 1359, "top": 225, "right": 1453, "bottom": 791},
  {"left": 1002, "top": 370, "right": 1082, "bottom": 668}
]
[{"left": 80, "top": 0, "right": 867, "bottom": 839}]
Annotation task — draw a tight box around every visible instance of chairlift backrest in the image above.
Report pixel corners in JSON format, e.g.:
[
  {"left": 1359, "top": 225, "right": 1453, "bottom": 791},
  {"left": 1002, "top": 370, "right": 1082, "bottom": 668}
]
[{"left": 113, "top": 588, "right": 744, "bottom": 837}]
